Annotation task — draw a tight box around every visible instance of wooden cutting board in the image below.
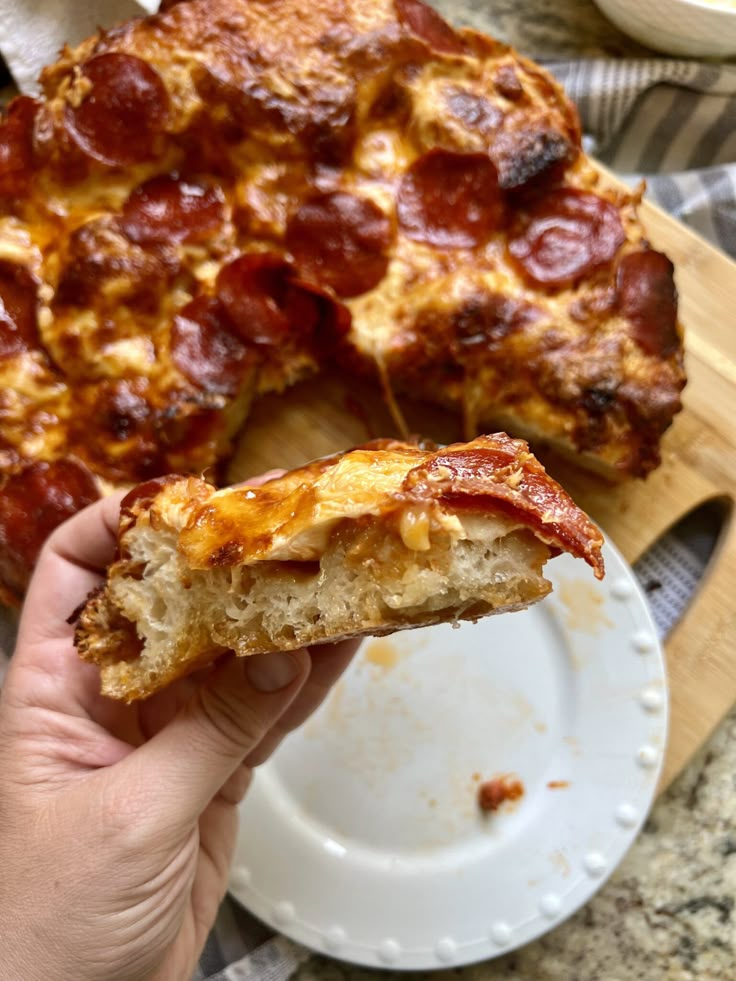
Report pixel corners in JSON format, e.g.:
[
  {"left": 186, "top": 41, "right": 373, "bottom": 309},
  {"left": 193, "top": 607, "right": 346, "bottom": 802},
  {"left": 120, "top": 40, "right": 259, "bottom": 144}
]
[{"left": 228, "top": 187, "right": 736, "bottom": 794}]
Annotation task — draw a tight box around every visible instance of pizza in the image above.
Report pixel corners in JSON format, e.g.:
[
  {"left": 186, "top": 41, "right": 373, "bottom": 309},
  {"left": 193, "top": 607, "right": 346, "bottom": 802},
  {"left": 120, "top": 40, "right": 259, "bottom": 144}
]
[
  {"left": 74, "top": 434, "right": 605, "bottom": 700},
  {"left": 0, "top": 0, "right": 685, "bottom": 604}
]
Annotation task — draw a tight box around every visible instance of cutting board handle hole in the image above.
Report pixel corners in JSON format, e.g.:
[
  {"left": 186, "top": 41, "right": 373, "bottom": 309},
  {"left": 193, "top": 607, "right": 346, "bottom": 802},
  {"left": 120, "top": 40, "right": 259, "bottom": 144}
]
[{"left": 633, "top": 495, "right": 732, "bottom": 639}]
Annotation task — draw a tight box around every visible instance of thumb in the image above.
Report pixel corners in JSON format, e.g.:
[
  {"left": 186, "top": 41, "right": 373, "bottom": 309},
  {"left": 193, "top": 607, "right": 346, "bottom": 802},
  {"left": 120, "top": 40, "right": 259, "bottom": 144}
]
[{"left": 124, "top": 649, "right": 310, "bottom": 829}]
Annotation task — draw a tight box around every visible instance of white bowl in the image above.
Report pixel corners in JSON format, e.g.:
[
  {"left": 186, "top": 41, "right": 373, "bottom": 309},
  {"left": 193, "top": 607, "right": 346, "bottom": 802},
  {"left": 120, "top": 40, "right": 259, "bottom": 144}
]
[{"left": 593, "top": 0, "right": 736, "bottom": 57}]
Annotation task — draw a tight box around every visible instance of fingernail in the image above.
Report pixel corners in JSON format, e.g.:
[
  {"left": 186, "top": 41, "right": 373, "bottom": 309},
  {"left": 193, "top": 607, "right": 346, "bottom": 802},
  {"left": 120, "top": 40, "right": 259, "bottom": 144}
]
[{"left": 245, "top": 652, "right": 300, "bottom": 692}]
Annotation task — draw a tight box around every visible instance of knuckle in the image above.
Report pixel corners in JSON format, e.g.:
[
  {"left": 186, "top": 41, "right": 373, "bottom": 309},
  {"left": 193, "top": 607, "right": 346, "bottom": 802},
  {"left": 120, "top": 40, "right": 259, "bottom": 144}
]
[
  {"left": 96, "top": 773, "right": 151, "bottom": 844},
  {"left": 196, "top": 682, "right": 268, "bottom": 757},
  {"left": 217, "top": 763, "right": 252, "bottom": 806},
  {"left": 243, "top": 727, "right": 284, "bottom": 769}
]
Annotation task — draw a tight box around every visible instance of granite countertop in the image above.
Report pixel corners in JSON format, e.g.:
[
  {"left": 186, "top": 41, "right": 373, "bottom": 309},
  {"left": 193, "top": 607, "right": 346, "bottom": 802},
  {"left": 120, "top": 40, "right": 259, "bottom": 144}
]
[
  {"left": 296, "top": 3, "right": 736, "bottom": 979},
  {"left": 435, "top": 0, "right": 653, "bottom": 59}
]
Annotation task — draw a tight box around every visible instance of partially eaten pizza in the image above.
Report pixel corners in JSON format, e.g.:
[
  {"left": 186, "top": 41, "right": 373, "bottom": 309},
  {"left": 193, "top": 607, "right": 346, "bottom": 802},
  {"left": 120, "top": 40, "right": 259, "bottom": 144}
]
[
  {"left": 74, "top": 434, "right": 605, "bottom": 700},
  {"left": 0, "top": 0, "right": 685, "bottom": 603}
]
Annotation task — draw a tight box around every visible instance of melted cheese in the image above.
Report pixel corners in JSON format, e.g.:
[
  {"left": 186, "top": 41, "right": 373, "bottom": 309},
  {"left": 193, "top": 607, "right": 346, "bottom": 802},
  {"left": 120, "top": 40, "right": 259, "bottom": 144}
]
[
  {"left": 143, "top": 435, "right": 605, "bottom": 578},
  {"left": 177, "top": 446, "right": 472, "bottom": 567}
]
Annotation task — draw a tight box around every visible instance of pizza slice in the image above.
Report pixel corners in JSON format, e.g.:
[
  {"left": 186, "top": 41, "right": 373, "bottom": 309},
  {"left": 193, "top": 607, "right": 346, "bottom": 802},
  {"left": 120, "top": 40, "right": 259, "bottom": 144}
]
[{"left": 74, "top": 434, "right": 605, "bottom": 701}]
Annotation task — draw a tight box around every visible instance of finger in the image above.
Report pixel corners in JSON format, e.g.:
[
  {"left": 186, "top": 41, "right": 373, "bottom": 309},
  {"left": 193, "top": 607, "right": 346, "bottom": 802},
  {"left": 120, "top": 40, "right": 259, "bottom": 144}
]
[
  {"left": 244, "top": 638, "right": 360, "bottom": 767},
  {"left": 137, "top": 669, "right": 213, "bottom": 741},
  {"left": 4, "top": 637, "right": 118, "bottom": 732},
  {"left": 217, "top": 759, "right": 252, "bottom": 806},
  {"left": 43, "top": 489, "right": 124, "bottom": 572},
  {"left": 17, "top": 491, "right": 125, "bottom": 650},
  {"left": 123, "top": 649, "right": 311, "bottom": 830},
  {"left": 190, "top": 795, "right": 242, "bottom": 955}
]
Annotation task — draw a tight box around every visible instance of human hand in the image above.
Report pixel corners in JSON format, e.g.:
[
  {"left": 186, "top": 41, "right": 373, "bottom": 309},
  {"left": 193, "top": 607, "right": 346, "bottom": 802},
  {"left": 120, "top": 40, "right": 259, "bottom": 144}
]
[{"left": 0, "top": 475, "right": 359, "bottom": 981}]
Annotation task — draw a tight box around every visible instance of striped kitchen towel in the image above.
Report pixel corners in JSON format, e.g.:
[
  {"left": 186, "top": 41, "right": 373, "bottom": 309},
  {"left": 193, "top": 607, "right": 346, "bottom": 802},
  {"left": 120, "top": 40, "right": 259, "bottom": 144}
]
[
  {"left": 549, "top": 58, "right": 736, "bottom": 253},
  {"left": 0, "top": 45, "right": 734, "bottom": 981}
]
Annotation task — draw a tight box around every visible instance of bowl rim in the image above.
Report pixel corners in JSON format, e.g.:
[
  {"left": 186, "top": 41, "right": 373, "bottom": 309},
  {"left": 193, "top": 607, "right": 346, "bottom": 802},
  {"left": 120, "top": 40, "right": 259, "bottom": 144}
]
[
  {"left": 678, "top": 0, "right": 736, "bottom": 13},
  {"left": 627, "top": 0, "right": 736, "bottom": 14}
]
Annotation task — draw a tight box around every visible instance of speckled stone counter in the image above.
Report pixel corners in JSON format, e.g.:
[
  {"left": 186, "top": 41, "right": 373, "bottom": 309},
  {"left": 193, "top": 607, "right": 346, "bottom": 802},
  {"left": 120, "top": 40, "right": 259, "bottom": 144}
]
[
  {"left": 295, "top": 4, "right": 736, "bottom": 979},
  {"left": 433, "top": 0, "right": 652, "bottom": 58}
]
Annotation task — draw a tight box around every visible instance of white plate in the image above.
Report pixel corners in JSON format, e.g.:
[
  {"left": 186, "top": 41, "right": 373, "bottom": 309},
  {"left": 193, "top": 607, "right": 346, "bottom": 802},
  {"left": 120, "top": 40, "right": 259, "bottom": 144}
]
[{"left": 230, "top": 538, "right": 667, "bottom": 970}]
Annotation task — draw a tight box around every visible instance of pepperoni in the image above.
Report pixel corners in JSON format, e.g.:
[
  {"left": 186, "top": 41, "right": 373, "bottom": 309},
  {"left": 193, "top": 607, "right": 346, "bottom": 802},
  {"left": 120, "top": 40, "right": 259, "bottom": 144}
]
[
  {"left": 0, "top": 261, "right": 40, "bottom": 359},
  {"left": 216, "top": 254, "right": 295, "bottom": 345},
  {"left": 66, "top": 53, "right": 169, "bottom": 166},
  {"left": 216, "top": 252, "right": 351, "bottom": 347},
  {"left": 0, "top": 96, "right": 39, "bottom": 200},
  {"left": 120, "top": 176, "right": 226, "bottom": 244},
  {"left": 170, "top": 295, "right": 254, "bottom": 396},
  {"left": 508, "top": 189, "right": 625, "bottom": 288},
  {"left": 617, "top": 250, "right": 679, "bottom": 358},
  {"left": 290, "top": 274, "right": 352, "bottom": 348},
  {"left": 397, "top": 150, "right": 503, "bottom": 249},
  {"left": 121, "top": 475, "right": 182, "bottom": 515},
  {"left": 404, "top": 434, "right": 605, "bottom": 579},
  {"left": 0, "top": 459, "right": 99, "bottom": 598},
  {"left": 396, "top": 0, "right": 466, "bottom": 55},
  {"left": 285, "top": 192, "right": 393, "bottom": 298}
]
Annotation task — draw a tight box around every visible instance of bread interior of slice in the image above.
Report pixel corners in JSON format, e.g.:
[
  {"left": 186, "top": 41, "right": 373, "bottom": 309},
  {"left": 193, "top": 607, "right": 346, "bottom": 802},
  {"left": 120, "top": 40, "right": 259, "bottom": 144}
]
[{"left": 79, "top": 509, "right": 552, "bottom": 700}]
